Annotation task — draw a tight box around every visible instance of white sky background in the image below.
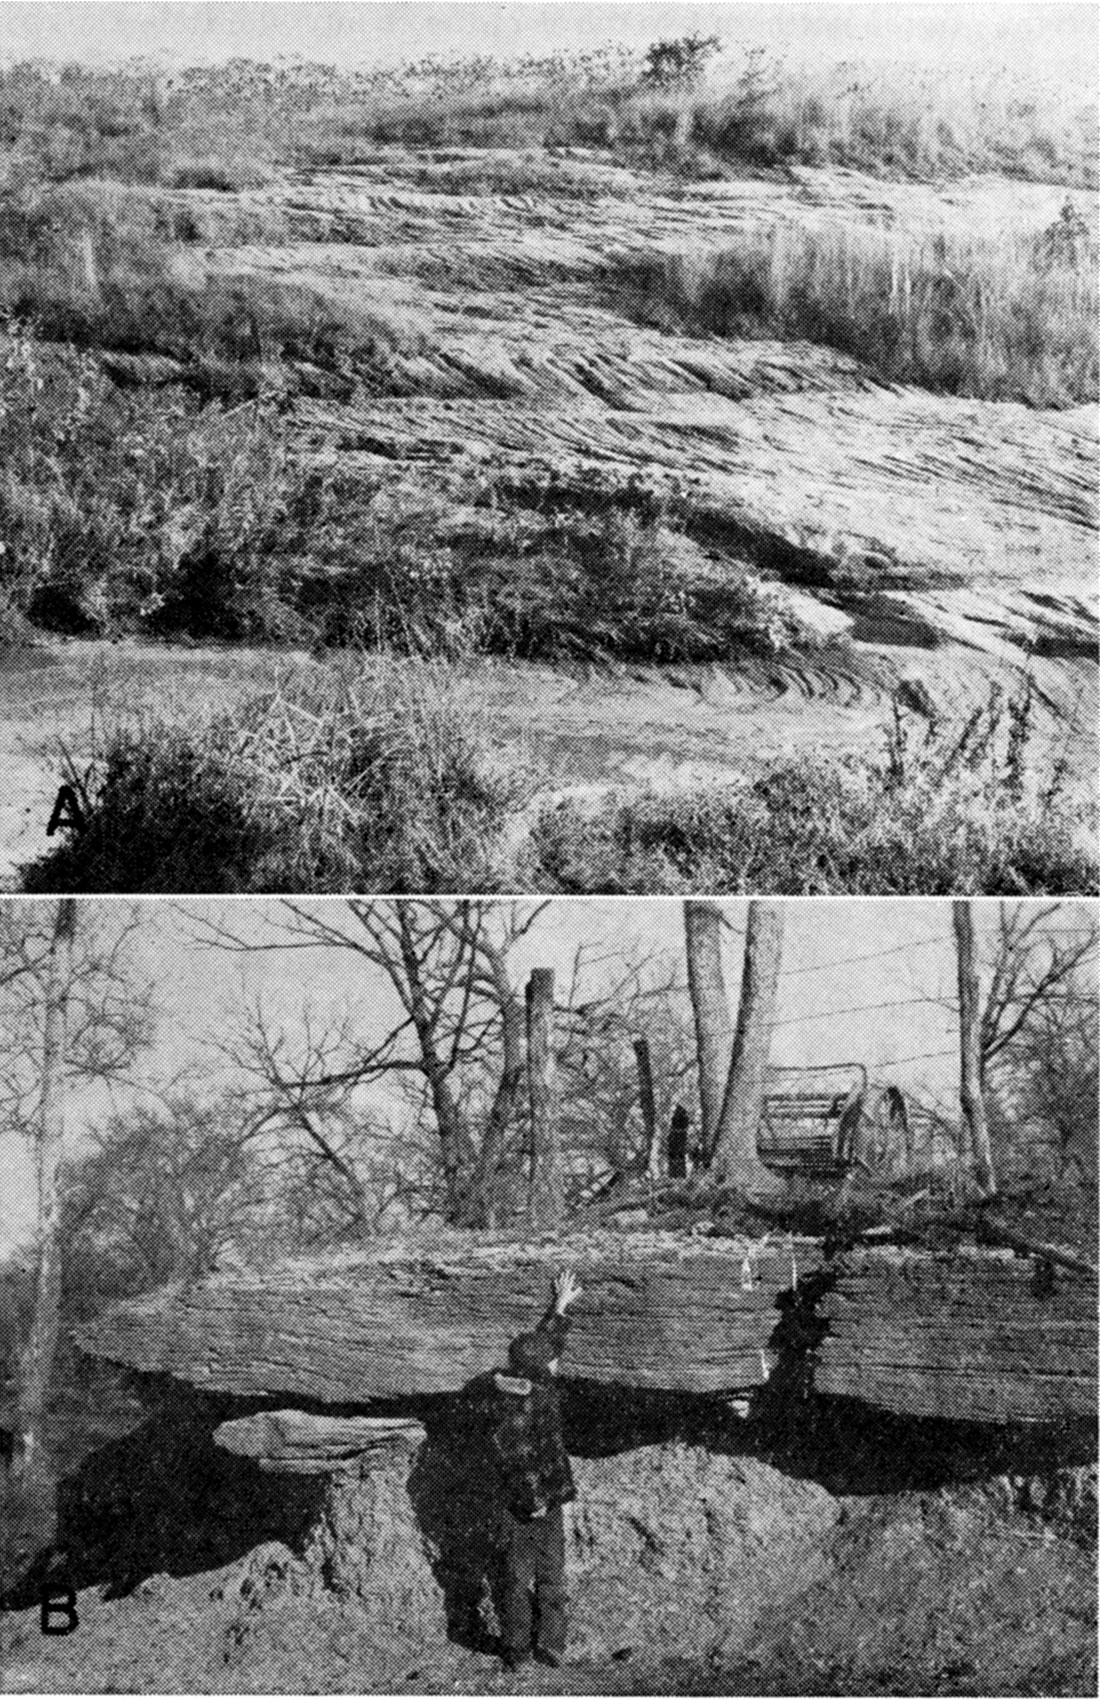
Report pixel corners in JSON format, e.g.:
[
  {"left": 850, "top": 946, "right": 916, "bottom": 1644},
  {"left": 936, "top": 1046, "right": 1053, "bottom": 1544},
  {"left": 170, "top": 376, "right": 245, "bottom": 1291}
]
[
  {"left": 2, "top": 897, "right": 1093, "bottom": 1256},
  {"left": 0, "top": 1, "right": 1095, "bottom": 86}
]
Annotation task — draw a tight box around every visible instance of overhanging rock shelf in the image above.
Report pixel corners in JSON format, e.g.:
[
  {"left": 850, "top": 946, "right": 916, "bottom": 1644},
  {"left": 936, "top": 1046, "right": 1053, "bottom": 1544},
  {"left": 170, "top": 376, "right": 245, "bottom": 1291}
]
[
  {"left": 75, "top": 1234, "right": 823, "bottom": 1400},
  {"left": 817, "top": 1245, "right": 1098, "bottom": 1424},
  {"left": 75, "top": 1232, "right": 1098, "bottom": 1426}
]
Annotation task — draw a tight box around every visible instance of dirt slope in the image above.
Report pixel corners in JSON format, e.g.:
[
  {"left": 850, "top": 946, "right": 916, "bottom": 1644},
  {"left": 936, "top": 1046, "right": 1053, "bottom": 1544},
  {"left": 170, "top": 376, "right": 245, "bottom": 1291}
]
[{"left": 2, "top": 1442, "right": 1094, "bottom": 1695}]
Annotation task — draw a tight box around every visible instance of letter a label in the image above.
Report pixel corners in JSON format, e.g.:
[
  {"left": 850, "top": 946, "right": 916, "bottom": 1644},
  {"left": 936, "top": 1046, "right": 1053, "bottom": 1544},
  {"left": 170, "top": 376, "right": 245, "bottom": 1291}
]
[{"left": 46, "top": 785, "right": 87, "bottom": 837}]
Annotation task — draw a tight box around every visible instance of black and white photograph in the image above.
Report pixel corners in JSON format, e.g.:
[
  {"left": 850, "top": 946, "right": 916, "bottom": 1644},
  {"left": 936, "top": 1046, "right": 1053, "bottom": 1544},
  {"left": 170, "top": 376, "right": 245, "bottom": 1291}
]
[
  {"left": 0, "top": 4, "right": 1097, "bottom": 1696},
  {"left": 0, "top": 1, "right": 1095, "bottom": 895},
  {"left": 0, "top": 896, "right": 1097, "bottom": 1693}
]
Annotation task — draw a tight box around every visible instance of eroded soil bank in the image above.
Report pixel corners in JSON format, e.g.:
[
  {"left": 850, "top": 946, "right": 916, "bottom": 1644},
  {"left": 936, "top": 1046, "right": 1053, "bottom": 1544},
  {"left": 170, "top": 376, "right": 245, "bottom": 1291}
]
[{"left": 2, "top": 1384, "right": 1095, "bottom": 1695}]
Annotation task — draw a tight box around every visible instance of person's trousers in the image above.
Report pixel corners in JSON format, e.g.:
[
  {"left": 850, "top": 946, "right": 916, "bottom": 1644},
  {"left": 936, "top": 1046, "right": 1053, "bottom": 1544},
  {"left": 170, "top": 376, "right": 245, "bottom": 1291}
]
[{"left": 499, "top": 1504, "right": 567, "bottom": 1659}]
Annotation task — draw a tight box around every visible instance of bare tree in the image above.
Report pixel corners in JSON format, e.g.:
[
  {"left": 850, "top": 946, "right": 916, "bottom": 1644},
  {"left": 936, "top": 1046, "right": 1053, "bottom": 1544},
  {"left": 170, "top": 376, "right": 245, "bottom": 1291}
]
[
  {"left": 66, "top": 1090, "right": 279, "bottom": 1289},
  {"left": 953, "top": 900, "right": 996, "bottom": 1196},
  {"left": 978, "top": 904, "right": 1098, "bottom": 1185},
  {"left": 202, "top": 900, "right": 548, "bottom": 1230},
  {"left": 13, "top": 900, "right": 75, "bottom": 1491},
  {"left": 710, "top": 901, "right": 786, "bottom": 1194},
  {"left": 999, "top": 995, "right": 1098, "bottom": 1184},
  {"left": 979, "top": 903, "right": 1098, "bottom": 1085},
  {"left": 0, "top": 902, "right": 152, "bottom": 1494}
]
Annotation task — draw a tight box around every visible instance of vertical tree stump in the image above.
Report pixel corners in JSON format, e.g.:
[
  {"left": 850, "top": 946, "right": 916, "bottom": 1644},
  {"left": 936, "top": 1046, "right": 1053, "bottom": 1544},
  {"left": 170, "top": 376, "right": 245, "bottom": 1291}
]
[
  {"left": 526, "top": 967, "right": 561, "bottom": 1230},
  {"left": 634, "top": 1037, "right": 659, "bottom": 1181}
]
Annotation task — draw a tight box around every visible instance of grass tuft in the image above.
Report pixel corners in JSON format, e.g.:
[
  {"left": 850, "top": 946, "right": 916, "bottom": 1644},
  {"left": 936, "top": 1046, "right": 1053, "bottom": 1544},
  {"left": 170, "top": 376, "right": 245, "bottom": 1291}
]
[
  {"left": 21, "top": 661, "right": 519, "bottom": 894},
  {"left": 619, "top": 209, "right": 1098, "bottom": 406}
]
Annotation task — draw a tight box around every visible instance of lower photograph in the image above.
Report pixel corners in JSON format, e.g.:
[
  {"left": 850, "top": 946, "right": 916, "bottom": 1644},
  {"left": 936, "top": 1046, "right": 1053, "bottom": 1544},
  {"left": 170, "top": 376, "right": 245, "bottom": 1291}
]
[{"left": 1, "top": 896, "right": 1097, "bottom": 1696}]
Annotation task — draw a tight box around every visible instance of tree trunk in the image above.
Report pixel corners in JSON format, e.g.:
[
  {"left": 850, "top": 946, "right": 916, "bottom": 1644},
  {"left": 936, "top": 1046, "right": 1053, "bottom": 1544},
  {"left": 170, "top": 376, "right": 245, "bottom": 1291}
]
[
  {"left": 14, "top": 898, "right": 77, "bottom": 1497},
  {"left": 634, "top": 1037, "right": 659, "bottom": 1181},
  {"left": 953, "top": 900, "right": 997, "bottom": 1197},
  {"left": 526, "top": 968, "right": 561, "bottom": 1230},
  {"left": 470, "top": 938, "right": 524, "bottom": 1228},
  {"left": 710, "top": 901, "right": 785, "bottom": 1195},
  {"left": 684, "top": 902, "right": 733, "bottom": 1163},
  {"left": 395, "top": 902, "right": 475, "bottom": 1223}
]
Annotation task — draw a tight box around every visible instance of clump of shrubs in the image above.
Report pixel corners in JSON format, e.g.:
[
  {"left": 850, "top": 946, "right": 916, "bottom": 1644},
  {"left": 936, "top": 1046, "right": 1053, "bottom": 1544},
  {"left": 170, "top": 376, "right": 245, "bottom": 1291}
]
[
  {"left": 526, "top": 689, "right": 1098, "bottom": 896},
  {"left": 0, "top": 330, "right": 815, "bottom": 661},
  {"left": 0, "top": 327, "right": 316, "bottom": 639},
  {"left": 22, "top": 662, "right": 518, "bottom": 894},
  {"left": 302, "top": 492, "right": 817, "bottom": 662}
]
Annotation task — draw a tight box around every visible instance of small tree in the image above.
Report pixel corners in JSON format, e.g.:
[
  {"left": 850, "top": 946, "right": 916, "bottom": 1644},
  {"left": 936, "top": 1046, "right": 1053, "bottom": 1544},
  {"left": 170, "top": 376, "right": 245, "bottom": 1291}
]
[
  {"left": 0, "top": 901, "right": 151, "bottom": 1498},
  {"left": 640, "top": 33, "right": 721, "bottom": 90}
]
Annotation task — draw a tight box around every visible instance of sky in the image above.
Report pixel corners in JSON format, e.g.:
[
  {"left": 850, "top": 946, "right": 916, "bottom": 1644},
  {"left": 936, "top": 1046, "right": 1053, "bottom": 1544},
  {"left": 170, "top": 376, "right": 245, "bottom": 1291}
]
[
  {"left": 0, "top": 1, "right": 1095, "bottom": 80},
  {"left": 2, "top": 896, "right": 1092, "bottom": 1257}
]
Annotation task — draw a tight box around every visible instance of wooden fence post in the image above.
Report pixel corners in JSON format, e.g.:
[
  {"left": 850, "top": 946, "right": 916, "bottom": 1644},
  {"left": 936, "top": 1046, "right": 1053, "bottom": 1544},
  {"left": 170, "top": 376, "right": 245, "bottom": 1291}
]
[
  {"left": 527, "top": 968, "right": 561, "bottom": 1230},
  {"left": 634, "top": 1037, "right": 659, "bottom": 1181},
  {"left": 953, "top": 900, "right": 996, "bottom": 1196}
]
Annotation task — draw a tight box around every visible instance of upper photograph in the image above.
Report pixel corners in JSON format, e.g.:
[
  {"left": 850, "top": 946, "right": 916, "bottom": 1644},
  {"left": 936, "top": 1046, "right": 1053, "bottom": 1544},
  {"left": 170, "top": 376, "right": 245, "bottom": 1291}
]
[{"left": 0, "top": 1, "right": 1096, "bottom": 896}]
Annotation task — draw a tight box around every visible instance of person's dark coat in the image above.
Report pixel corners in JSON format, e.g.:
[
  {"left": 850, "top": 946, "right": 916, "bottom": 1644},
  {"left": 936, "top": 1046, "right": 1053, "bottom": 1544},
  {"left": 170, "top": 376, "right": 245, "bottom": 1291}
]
[{"left": 478, "top": 1306, "right": 576, "bottom": 1521}]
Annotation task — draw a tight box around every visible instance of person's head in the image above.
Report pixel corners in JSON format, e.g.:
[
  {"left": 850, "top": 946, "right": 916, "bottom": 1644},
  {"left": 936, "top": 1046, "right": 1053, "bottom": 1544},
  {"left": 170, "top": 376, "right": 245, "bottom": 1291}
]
[{"left": 508, "top": 1331, "right": 559, "bottom": 1383}]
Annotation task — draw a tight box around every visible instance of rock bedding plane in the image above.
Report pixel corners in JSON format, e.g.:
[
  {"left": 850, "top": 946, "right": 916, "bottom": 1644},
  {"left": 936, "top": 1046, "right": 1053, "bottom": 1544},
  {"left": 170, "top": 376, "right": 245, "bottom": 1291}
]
[
  {"left": 1, "top": 147, "right": 1097, "bottom": 885},
  {"left": 194, "top": 149, "right": 1098, "bottom": 776}
]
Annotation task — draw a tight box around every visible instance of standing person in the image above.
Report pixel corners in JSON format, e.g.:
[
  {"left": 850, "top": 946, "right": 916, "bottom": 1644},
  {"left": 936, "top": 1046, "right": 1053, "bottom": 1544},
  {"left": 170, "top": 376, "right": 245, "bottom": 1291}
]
[{"left": 486, "top": 1269, "right": 583, "bottom": 1671}]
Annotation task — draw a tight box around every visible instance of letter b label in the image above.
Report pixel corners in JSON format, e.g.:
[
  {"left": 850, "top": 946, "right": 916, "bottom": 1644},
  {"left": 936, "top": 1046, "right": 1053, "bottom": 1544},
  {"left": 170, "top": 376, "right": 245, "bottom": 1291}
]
[{"left": 40, "top": 1584, "right": 78, "bottom": 1635}]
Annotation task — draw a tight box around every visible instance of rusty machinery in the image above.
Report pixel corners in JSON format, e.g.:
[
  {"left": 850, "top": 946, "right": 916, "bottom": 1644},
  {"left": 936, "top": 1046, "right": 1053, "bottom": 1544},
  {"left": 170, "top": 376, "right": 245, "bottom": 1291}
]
[{"left": 757, "top": 1064, "right": 937, "bottom": 1182}]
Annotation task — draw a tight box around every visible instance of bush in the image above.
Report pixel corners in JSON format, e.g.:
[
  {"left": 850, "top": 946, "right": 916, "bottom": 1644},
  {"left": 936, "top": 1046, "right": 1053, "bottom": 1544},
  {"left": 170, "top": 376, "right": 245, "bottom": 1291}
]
[
  {"left": 529, "top": 772, "right": 1096, "bottom": 896},
  {"left": 0, "top": 340, "right": 817, "bottom": 663},
  {"left": 21, "top": 662, "right": 518, "bottom": 894},
  {"left": 20, "top": 722, "right": 280, "bottom": 893},
  {"left": 0, "top": 329, "right": 316, "bottom": 637},
  {"left": 525, "top": 689, "right": 1098, "bottom": 895},
  {"left": 302, "top": 495, "right": 817, "bottom": 662},
  {"left": 640, "top": 35, "right": 722, "bottom": 92}
]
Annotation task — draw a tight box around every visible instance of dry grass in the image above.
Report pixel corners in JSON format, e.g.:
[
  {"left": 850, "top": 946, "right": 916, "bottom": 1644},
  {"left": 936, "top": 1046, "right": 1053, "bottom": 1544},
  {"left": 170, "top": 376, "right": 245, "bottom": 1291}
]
[
  {"left": 0, "top": 47, "right": 1093, "bottom": 189},
  {"left": 621, "top": 208, "right": 1099, "bottom": 405},
  {"left": 20, "top": 670, "right": 1096, "bottom": 897},
  {"left": 20, "top": 658, "right": 520, "bottom": 894},
  {"left": 0, "top": 195, "right": 407, "bottom": 398},
  {"left": 526, "top": 687, "right": 1099, "bottom": 897},
  {"left": 686, "top": 55, "right": 1097, "bottom": 184}
]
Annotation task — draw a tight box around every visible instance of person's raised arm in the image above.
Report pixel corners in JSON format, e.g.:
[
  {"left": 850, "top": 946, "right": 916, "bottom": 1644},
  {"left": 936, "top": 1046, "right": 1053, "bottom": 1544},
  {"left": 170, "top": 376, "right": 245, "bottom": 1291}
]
[{"left": 552, "top": 1269, "right": 583, "bottom": 1316}]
